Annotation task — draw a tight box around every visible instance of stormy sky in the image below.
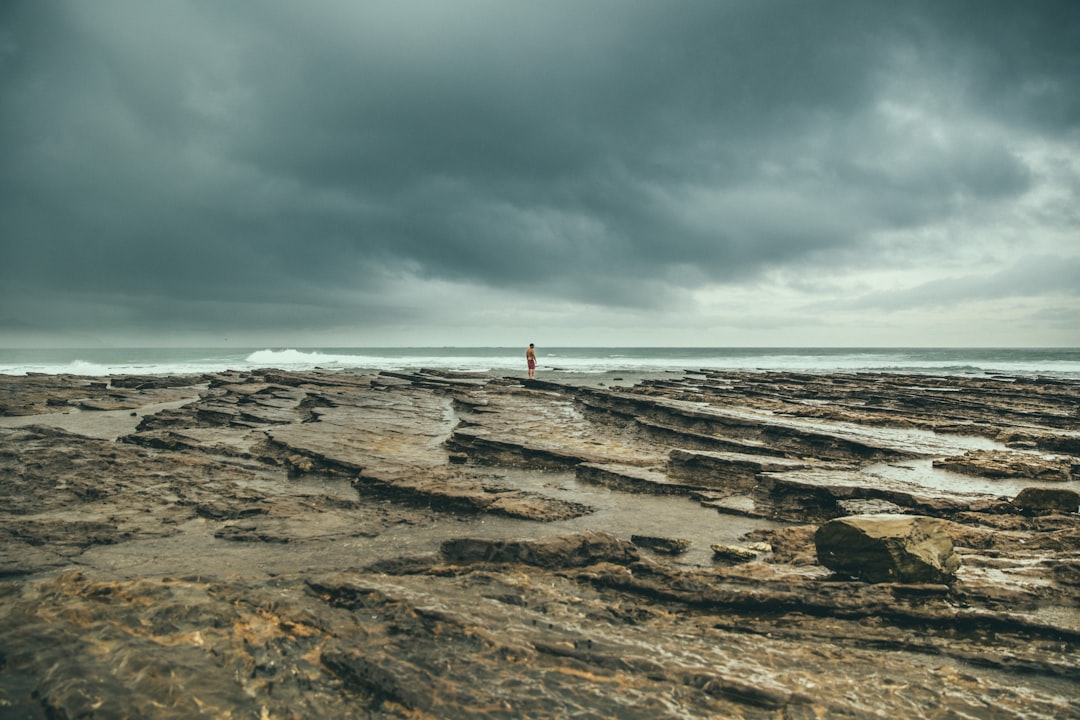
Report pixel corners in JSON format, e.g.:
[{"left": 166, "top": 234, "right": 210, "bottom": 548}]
[{"left": 2, "top": 1, "right": 1078, "bottom": 348}]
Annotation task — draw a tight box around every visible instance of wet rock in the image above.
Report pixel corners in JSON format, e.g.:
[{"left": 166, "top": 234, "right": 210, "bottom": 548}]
[
  {"left": 710, "top": 544, "right": 758, "bottom": 563},
  {"left": 667, "top": 449, "right": 812, "bottom": 490},
  {"left": 195, "top": 502, "right": 267, "bottom": 520},
  {"left": 321, "top": 644, "right": 444, "bottom": 713},
  {"left": 440, "top": 531, "right": 639, "bottom": 568},
  {"left": 997, "top": 429, "right": 1080, "bottom": 455},
  {"left": 483, "top": 492, "right": 592, "bottom": 521},
  {"left": 577, "top": 462, "right": 698, "bottom": 495},
  {"left": 214, "top": 523, "right": 290, "bottom": 543},
  {"left": 837, "top": 497, "right": 906, "bottom": 515},
  {"left": 1012, "top": 487, "right": 1080, "bottom": 515},
  {"left": 3, "top": 369, "right": 1080, "bottom": 718},
  {"left": 933, "top": 449, "right": 1074, "bottom": 482},
  {"left": 109, "top": 374, "right": 204, "bottom": 390},
  {"left": 77, "top": 396, "right": 144, "bottom": 411},
  {"left": 815, "top": 514, "right": 962, "bottom": 584},
  {"left": 757, "top": 470, "right": 977, "bottom": 523},
  {"left": 285, "top": 453, "right": 315, "bottom": 473},
  {"left": 632, "top": 534, "right": 692, "bottom": 554}
]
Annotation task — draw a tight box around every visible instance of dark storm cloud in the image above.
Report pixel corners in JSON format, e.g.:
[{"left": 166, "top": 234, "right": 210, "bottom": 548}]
[{"left": 1, "top": 0, "right": 1078, "bottom": 339}]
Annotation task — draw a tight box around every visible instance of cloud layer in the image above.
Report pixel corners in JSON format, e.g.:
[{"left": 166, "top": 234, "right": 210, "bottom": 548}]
[{"left": 2, "top": 1, "right": 1078, "bottom": 346}]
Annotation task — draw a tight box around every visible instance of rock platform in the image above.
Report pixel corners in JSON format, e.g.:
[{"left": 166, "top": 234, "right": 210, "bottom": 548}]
[{"left": 1, "top": 368, "right": 1078, "bottom": 718}]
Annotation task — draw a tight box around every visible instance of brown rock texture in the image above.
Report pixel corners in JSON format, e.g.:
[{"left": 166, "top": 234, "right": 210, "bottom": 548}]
[
  {"left": 0, "top": 368, "right": 1078, "bottom": 718},
  {"left": 815, "top": 514, "right": 961, "bottom": 583},
  {"left": 934, "top": 448, "right": 1075, "bottom": 482},
  {"left": 1013, "top": 486, "right": 1080, "bottom": 514}
]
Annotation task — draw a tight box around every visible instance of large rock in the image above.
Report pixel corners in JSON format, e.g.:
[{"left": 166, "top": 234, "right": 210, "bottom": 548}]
[
  {"left": 1012, "top": 487, "right": 1080, "bottom": 515},
  {"left": 815, "top": 514, "right": 961, "bottom": 584}
]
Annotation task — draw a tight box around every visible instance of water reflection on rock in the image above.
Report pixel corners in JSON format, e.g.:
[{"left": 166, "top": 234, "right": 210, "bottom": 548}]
[{"left": 0, "top": 368, "right": 1077, "bottom": 718}]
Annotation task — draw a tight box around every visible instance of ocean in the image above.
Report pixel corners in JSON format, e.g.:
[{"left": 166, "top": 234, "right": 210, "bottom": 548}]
[{"left": 1, "top": 347, "right": 1079, "bottom": 379}]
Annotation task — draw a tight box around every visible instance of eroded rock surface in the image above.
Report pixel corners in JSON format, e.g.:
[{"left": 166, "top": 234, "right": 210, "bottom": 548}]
[
  {"left": 815, "top": 514, "right": 962, "bottom": 583},
  {"left": 934, "top": 448, "right": 1076, "bottom": 482},
  {"left": 1013, "top": 486, "right": 1080, "bottom": 514},
  {"left": 1, "top": 368, "right": 1078, "bottom": 718}
]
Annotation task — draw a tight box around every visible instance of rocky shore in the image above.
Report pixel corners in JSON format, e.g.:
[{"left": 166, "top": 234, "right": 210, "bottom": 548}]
[{"left": 1, "top": 367, "right": 1078, "bottom": 718}]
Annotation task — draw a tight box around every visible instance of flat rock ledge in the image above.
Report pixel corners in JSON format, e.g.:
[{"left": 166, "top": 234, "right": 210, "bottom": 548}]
[
  {"left": 1, "top": 368, "right": 1078, "bottom": 719},
  {"left": 440, "top": 531, "right": 640, "bottom": 568},
  {"left": 934, "top": 449, "right": 1077, "bottom": 482}
]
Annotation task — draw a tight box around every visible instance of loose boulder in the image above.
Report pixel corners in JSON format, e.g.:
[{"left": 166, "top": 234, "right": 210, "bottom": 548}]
[
  {"left": 1012, "top": 487, "right": 1080, "bottom": 515},
  {"left": 815, "top": 514, "right": 961, "bottom": 584}
]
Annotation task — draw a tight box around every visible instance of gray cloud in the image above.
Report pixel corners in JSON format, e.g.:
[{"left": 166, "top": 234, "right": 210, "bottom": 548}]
[
  {"left": 823, "top": 255, "right": 1080, "bottom": 313},
  {"left": 1, "top": 0, "right": 1078, "bottom": 345}
]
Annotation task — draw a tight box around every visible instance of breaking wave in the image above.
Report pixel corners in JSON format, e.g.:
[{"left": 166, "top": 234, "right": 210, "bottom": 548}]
[{"left": 2, "top": 347, "right": 1078, "bottom": 378}]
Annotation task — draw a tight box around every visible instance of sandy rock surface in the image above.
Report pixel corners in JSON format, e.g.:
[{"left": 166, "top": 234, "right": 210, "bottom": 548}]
[{"left": 1, "top": 368, "right": 1078, "bottom": 718}]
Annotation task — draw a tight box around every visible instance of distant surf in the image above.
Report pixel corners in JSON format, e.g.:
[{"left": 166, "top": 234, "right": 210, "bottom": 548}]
[{"left": 1, "top": 347, "right": 1078, "bottom": 378}]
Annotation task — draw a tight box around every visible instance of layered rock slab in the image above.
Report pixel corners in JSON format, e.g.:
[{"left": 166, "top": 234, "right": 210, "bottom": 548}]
[
  {"left": 265, "top": 383, "right": 592, "bottom": 521},
  {"left": 1, "top": 368, "right": 1079, "bottom": 719}
]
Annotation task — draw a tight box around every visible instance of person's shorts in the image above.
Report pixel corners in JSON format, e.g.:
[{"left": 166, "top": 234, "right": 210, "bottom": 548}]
[{"left": 528, "top": 360, "right": 536, "bottom": 369}]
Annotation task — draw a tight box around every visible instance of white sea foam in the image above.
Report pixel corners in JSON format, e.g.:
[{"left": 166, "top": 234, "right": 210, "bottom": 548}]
[
  {"left": 1, "top": 347, "right": 1078, "bottom": 378},
  {"left": 57, "top": 360, "right": 115, "bottom": 376},
  {"left": 244, "top": 348, "right": 524, "bottom": 372},
  {"left": 245, "top": 349, "right": 369, "bottom": 367}
]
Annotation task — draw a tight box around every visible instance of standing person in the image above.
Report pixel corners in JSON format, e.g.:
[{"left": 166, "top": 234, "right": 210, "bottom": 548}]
[{"left": 526, "top": 343, "right": 537, "bottom": 379}]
